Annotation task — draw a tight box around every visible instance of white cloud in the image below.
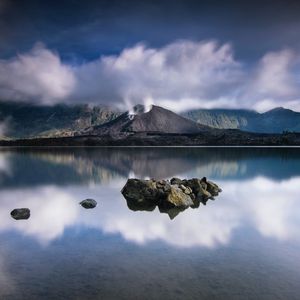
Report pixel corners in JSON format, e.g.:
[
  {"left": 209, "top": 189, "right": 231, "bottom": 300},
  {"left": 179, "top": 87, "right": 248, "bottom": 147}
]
[
  {"left": 246, "top": 49, "right": 300, "bottom": 112},
  {"left": 0, "top": 43, "right": 76, "bottom": 104},
  {"left": 72, "top": 40, "right": 243, "bottom": 111},
  {"left": 0, "top": 41, "right": 300, "bottom": 111},
  {"left": 252, "top": 49, "right": 297, "bottom": 98}
]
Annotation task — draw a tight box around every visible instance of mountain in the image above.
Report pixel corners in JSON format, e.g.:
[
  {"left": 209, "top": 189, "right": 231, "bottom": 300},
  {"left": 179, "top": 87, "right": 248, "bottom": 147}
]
[
  {"left": 1, "top": 100, "right": 300, "bottom": 142},
  {"left": 0, "top": 101, "right": 121, "bottom": 139},
  {"left": 2, "top": 103, "right": 300, "bottom": 146},
  {"left": 183, "top": 107, "right": 300, "bottom": 133},
  {"left": 85, "top": 104, "right": 209, "bottom": 136}
]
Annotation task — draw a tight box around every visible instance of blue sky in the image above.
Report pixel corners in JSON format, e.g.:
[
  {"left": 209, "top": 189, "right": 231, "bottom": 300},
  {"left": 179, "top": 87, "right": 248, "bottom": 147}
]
[{"left": 0, "top": 0, "right": 300, "bottom": 111}]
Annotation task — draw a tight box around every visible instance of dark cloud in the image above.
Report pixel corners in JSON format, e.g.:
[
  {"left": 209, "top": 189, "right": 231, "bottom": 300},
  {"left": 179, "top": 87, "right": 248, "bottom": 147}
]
[
  {"left": 1, "top": 0, "right": 300, "bottom": 111},
  {"left": 1, "top": 0, "right": 300, "bottom": 62}
]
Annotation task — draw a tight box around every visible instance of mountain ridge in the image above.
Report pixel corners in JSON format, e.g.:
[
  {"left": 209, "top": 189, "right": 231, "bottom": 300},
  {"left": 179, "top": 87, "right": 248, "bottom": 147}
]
[
  {"left": 182, "top": 107, "right": 300, "bottom": 133},
  {"left": 1, "top": 100, "right": 300, "bottom": 140}
]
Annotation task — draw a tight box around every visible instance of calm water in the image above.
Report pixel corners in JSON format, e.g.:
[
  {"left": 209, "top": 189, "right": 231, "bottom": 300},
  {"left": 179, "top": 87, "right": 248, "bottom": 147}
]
[{"left": 1, "top": 147, "right": 300, "bottom": 299}]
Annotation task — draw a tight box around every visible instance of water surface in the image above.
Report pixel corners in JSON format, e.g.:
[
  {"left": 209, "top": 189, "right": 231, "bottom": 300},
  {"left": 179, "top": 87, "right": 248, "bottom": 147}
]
[{"left": 1, "top": 147, "right": 300, "bottom": 299}]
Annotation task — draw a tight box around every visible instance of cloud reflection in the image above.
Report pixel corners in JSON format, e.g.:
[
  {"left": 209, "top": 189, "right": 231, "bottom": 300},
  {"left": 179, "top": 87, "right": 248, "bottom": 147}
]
[
  {"left": 0, "top": 176, "right": 300, "bottom": 248},
  {"left": 0, "top": 152, "right": 11, "bottom": 177},
  {"left": 0, "top": 187, "right": 78, "bottom": 245}
]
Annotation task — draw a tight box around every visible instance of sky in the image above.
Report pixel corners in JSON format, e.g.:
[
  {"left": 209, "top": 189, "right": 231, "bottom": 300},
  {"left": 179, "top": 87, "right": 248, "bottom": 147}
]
[{"left": 0, "top": 0, "right": 300, "bottom": 112}]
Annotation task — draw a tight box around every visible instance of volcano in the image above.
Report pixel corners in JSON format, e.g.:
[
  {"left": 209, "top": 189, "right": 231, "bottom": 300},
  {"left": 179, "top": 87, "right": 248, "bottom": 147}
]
[{"left": 85, "top": 104, "right": 210, "bottom": 136}]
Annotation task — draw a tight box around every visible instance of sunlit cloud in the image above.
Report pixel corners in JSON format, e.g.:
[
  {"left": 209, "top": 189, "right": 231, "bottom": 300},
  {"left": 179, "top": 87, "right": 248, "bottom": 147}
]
[{"left": 0, "top": 43, "right": 76, "bottom": 104}]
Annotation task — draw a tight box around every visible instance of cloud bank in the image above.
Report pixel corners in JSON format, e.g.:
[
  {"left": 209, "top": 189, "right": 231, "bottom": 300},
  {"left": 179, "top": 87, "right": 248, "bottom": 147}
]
[{"left": 0, "top": 40, "right": 300, "bottom": 112}]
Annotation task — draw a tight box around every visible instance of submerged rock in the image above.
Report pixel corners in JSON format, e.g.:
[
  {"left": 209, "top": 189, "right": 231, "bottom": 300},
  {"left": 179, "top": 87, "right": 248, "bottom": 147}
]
[
  {"left": 80, "top": 199, "right": 97, "bottom": 209},
  {"left": 10, "top": 208, "right": 30, "bottom": 220},
  {"left": 121, "top": 177, "right": 221, "bottom": 219}
]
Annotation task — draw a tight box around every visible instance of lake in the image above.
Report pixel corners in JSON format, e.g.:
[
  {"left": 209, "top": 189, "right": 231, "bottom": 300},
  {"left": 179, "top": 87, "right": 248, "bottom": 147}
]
[{"left": 1, "top": 147, "right": 300, "bottom": 299}]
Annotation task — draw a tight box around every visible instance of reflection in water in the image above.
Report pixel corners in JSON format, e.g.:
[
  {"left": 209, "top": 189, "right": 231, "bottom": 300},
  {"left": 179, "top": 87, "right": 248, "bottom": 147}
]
[
  {"left": 1, "top": 147, "right": 300, "bottom": 188},
  {"left": 0, "top": 176, "right": 299, "bottom": 247},
  {"left": 1, "top": 148, "right": 300, "bottom": 299}
]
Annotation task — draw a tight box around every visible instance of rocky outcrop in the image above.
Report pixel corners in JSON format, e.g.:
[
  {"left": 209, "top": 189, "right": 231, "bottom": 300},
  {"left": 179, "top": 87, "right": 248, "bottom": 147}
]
[
  {"left": 10, "top": 208, "right": 30, "bottom": 220},
  {"left": 121, "top": 177, "right": 221, "bottom": 219},
  {"left": 80, "top": 199, "right": 97, "bottom": 209}
]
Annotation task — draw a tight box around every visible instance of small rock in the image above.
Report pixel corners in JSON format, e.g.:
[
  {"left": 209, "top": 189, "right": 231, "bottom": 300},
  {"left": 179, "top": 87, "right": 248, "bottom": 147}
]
[
  {"left": 80, "top": 199, "right": 97, "bottom": 209},
  {"left": 10, "top": 208, "right": 30, "bottom": 220}
]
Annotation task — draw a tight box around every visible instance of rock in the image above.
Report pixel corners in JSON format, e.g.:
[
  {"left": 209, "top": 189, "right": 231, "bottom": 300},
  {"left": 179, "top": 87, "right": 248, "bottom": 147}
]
[
  {"left": 121, "top": 179, "right": 162, "bottom": 203},
  {"left": 206, "top": 180, "right": 222, "bottom": 196},
  {"left": 200, "top": 177, "right": 208, "bottom": 190},
  {"left": 167, "top": 185, "right": 194, "bottom": 207},
  {"left": 125, "top": 196, "right": 156, "bottom": 212},
  {"left": 182, "top": 178, "right": 202, "bottom": 194},
  {"left": 10, "top": 208, "right": 30, "bottom": 220},
  {"left": 158, "top": 206, "right": 186, "bottom": 220},
  {"left": 197, "top": 185, "right": 212, "bottom": 199},
  {"left": 80, "top": 199, "right": 97, "bottom": 209},
  {"left": 170, "top": 177, "right": 182, "bottom": 185},
  {"left": 121, "top": 177, "right": 221, "bottom": 218}
]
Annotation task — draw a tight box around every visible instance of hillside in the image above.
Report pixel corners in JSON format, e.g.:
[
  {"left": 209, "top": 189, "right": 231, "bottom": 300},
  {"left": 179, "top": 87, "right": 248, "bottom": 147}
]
[
  {"left": 183, "top": 107, "right": 300, "bottom": 133},
  {"left": 0, "top": 101, "right": 121, "bottom": 139}
]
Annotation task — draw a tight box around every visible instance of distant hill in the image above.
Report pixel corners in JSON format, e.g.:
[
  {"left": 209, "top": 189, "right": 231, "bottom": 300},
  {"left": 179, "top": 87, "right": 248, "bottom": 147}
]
[
  {"left": 183, "top": 107, "right": 300, "bottom": 133},
  {"left": 0, "top": 101, "right": 121, "bottom": 139},
  {"left": 86, "top": 104, "right": 209, "bottom": 136}
]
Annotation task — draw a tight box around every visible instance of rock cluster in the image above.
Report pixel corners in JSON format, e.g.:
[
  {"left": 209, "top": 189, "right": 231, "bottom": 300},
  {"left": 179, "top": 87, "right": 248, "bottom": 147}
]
[{"left": 121, "top": 177, "right": 221, "bottom": 219}]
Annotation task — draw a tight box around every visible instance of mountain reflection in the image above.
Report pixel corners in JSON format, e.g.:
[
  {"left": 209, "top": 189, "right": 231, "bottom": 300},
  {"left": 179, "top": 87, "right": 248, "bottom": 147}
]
[{"left": 1, "top": 148, "right": 300, "bottom": 189}]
